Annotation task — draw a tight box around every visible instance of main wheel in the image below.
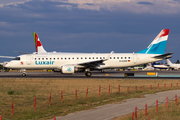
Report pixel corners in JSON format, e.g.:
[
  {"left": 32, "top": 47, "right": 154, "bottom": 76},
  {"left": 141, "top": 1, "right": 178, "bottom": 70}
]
[
  {"left": 22, "top": 73, "right": 26, "bottom": 77},
  {"left": 85, "top": 72, "right": 92, "bottom": 77}
]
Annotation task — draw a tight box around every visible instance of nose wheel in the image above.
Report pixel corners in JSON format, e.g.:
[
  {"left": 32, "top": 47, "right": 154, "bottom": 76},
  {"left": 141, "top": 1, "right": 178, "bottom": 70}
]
[
  {"left": 85, "top": 72, "right": 92, "bottom": 77},
  {"left": 22, "top": 73, "right": 26, "bottom": 77}
]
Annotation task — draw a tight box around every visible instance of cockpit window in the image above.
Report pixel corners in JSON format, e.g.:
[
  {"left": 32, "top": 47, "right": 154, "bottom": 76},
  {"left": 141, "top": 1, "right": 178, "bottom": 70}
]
[{"left": 13, "top": 57, "right": 20, "bottom": 60}]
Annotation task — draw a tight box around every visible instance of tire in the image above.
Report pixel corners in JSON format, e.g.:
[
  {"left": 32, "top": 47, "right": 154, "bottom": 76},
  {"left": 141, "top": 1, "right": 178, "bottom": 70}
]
[
  {"left": 85, "top": 72, "right": 92, "bottom": 77},
  {"left": 22, "top": 73, "right": 26, "bottom": 77}
]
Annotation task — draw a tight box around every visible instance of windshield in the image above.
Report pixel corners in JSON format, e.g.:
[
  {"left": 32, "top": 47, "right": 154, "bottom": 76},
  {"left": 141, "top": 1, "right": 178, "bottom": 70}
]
[{"left": 12, "top": 57, "right": 20, "bottom": 60}]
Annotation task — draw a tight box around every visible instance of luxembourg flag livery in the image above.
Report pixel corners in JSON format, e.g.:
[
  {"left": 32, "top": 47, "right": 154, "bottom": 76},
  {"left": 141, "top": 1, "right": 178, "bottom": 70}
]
[{"left": 137, "top": 29, "right": 169, "bottom": 54}]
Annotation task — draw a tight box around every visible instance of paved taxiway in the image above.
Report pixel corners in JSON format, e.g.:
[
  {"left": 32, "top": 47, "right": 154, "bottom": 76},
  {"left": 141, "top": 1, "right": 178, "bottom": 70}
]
[
  {"left": 1, "top": 70, "right": 180, "bottom": 79},
  {"left": 53, "top": 90, "right": 180, "bottom": 120}
]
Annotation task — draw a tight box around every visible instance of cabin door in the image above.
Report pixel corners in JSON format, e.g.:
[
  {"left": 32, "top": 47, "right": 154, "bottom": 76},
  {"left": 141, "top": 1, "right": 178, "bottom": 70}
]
[
  {"left": 26, "top": 55, "right": 31, "bottom": 65},
  {"left": 133, "top": 53, "right": 137, "bottom": 64}
]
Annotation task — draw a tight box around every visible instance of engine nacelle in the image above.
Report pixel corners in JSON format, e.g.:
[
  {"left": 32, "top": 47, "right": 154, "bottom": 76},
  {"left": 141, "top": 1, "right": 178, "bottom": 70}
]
[{"left": 61, "top": 66, "right": 75, "bottom": 74}]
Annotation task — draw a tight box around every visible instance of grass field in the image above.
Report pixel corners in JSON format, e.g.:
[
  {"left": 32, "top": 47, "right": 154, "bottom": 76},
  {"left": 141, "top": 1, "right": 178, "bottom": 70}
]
[
  {"left": 0, "top": 78, "right": 180, "bottom": 120},
  {"left": 117, "top": 98, "right": 180, "bottom": 120}
]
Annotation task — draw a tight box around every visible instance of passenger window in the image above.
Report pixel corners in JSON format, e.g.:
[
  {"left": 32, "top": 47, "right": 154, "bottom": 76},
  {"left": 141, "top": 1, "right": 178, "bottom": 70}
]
[
  {"left": 50, "top": 58, "right": 52, "bottom": 60},
  {"left": 121, "top": 57, "right": 123, "bottom": 59},
  {"left": 72, "top": 57, "right": 74, "bottom": 59},
  {"left": 35, "top": 58, "right": 36, "bottom": 60},
  {"left": 85, "top": 57, "right": 87, "bottom": 59},
  {"left": 117, "top": 57, "right": 119, "bottom": 59},
  {"left": 93, "top": 57, "right": 94, "bottom": 59},
  {"left": 65, "top": 58, "right": 66, "bottom": 60},
  {"left": 96, "top": 57, "right": 98, "bottom": 59},
  {"left": 103, "top": 57, "right": 105, "bottom": 59},
  {"left": 46, "top": 58, "right": 48, "bottom": 60},
  {"left": 61, "top": 58, "right": 63, "bottom": 60},
  {"left": 114, "top": 57, "right": 115, "bottom": 59},
  {"left": 81, "top": 57, "right": 83, "bottom": 59},
  {"left": 42, "top": 58, "right": 44, "bottom": 60},
  {"left": 110, "top": 57, "right": 112, "bottom": 59},
  {"left": 77, "top": 57, "right": 79, "bottom": 59},
  {"left": 69, "top": 58, "right": 70, "bottom": 60},
  {"left": 57, "top": 58, "right": 59, "bottom": 60},
  {"left": 100, "top": 57, "right": 102, "bottom": 59},
  {"left": 125, "top": 57, "right": 126, "bottom": 59},
  {"left": 39, "top": 58, "right": 40, "bottom": 60},
  {"left": 128, "top": 57, "right": 130, "bottom": 59}
]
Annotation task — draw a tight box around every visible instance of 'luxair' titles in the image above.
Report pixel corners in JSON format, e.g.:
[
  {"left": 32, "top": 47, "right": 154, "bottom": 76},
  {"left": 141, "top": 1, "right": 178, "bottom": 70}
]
[{"left": 35, "top": 61, "right": 55, "bottom": 65}]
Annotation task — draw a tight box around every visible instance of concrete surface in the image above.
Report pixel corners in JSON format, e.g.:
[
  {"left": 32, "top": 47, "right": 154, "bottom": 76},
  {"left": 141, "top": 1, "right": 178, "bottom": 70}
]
[{"left": 54, "top": 90, "right": 180, "bottom": 120}]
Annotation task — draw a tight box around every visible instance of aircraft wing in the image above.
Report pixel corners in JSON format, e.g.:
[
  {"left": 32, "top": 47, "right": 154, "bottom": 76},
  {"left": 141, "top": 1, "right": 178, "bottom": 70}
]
[
  {"left": 152, "top": 52, "right": 173, "bottom": 59},
  {"left": 77, "top": 51, "right": 114, "bottom": 68},
  {"left": 13, "top": 51, "right": 31, "bottom": 54},
  {"left": 78, "top": 59, "right": 105, "bottom": 67},
  {"left": 0, "top": 56, "right": 15, "bottom": 58}
]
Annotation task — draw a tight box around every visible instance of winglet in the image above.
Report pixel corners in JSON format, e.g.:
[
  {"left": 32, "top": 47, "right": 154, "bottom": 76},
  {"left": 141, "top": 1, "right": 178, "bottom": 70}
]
[
  {"left": 33, "top": 32, "right": 47, "bottom": 53},
  {"left": 105, "top": 51, "right": 114, "bottom": 60}
]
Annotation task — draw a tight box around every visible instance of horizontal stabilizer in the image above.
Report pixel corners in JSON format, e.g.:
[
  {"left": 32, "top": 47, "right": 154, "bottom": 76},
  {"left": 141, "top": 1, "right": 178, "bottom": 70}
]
[{"left": 152, "top": 52, "right": 173, "bottom": 59}]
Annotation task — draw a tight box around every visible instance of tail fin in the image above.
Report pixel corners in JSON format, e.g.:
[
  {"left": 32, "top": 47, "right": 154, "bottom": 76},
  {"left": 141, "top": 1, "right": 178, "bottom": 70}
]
[
  {"left": 33, "top": 32, "right": 47, "bottom": 53},
  {"left": 137, "top": 29, "right": 169, "bottom": 54},
  {"left": 166, "top": 59, "right": 173, "bottom": 65}
]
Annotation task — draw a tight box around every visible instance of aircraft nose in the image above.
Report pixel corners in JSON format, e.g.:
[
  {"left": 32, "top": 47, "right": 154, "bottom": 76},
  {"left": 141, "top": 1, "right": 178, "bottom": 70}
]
[{"left": 4, "top": 62, "right": 10, "bottom": 68}]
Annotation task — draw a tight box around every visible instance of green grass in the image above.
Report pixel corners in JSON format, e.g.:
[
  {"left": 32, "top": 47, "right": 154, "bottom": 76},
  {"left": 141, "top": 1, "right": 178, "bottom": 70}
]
[
  {"left": 116, "top": 97, "right": 180, "bottom": 120},
  {"left": 0, "top": 78, "right": 180, "bottom": 120}
]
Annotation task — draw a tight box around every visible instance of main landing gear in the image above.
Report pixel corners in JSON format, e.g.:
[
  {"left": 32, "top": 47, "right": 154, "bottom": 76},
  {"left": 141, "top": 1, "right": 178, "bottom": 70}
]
[{"left": 85, "top": 71, "right": 92, "bottom": 77}]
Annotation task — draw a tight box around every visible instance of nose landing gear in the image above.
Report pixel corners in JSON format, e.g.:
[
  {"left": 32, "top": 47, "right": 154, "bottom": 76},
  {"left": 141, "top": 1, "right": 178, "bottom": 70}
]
[
  {"left": 20, "top": 69, "right": 26, "bottom": 77},
  {"left": 22, "top": 72, "right": 26, "bottom": 77},
  {"left": 85, "top": 71, "right": 92, "bottom": 77}
]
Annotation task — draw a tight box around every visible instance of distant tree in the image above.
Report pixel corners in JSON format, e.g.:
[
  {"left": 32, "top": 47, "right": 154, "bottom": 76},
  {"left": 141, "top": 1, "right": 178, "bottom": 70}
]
[{"left": 176, "top": 60, "right": 180, "bottom": 64}]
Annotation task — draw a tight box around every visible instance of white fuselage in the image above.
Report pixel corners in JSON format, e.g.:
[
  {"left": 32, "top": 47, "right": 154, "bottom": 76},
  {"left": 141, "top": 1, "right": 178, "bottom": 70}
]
[
  {"left": 5, "top": 52, "right": 164, "bottom": 70},
  {"left": 153, "top": 65, "right": 168, "bottom": 69},
  {"left": 168, "top": 64, "right": 180, "bottom": 70}
]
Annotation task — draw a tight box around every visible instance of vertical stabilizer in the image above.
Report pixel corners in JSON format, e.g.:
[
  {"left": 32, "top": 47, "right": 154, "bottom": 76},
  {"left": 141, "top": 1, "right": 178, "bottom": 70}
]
[
  {"left": 166, "top": 59, "right": 173, "bottom": 65},
  {"left": 137, "top": 29, "right": 169, "bottom": 54},
  {"left": 33, "top": 33, "right": 47, "bottom": 53}
]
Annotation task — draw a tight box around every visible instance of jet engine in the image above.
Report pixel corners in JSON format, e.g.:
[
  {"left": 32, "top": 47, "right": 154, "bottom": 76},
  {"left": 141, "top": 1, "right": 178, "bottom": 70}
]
[{"left": 61, "top": 66, "right": 75, "bottom": 74}]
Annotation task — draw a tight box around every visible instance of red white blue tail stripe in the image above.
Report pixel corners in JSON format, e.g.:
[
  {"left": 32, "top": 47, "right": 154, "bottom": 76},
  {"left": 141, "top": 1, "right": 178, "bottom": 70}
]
[{"left": 137, "top": 29, "right": 169, "bottom": 54}]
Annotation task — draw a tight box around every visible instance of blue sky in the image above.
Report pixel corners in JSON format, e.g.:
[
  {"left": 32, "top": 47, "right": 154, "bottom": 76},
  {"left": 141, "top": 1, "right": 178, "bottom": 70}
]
[{"left": 0, "top": 0, "right": 180, "bottom": 63}]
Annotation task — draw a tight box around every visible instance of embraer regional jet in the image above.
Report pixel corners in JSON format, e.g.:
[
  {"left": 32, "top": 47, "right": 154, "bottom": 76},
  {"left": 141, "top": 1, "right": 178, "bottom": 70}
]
[{"left": 4, "top": 29, "right": 172, "bottom": 77}]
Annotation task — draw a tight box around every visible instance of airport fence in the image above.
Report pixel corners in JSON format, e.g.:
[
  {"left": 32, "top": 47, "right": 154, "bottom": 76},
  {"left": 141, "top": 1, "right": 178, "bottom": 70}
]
[
  {"left": 131, "top": 94, "right": 180, "bottom": 120},
  {"left": 0, "top": 83, "right": 180, "bottom": 120}
]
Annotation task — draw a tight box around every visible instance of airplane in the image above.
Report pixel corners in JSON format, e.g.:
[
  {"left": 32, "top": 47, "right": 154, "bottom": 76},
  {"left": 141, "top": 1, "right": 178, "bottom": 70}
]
[
  {"left": 152, "top": 62, "right": 169, "bottom": 70},
  {"left": 166, "top": 59, "right": 180, "bottom": 70},
  {"left": 3, "top": 29, "right": 172, "bottom": 77}
]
